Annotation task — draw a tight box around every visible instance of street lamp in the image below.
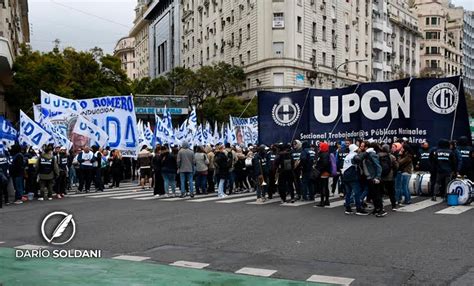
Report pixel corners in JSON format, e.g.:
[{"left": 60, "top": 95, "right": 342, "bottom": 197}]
[{"left": 333, "top": 59, "right": 368, "bottom": 88}]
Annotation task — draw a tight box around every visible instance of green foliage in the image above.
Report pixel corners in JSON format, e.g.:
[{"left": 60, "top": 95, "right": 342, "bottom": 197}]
[
  {"left": 201, "top": 96, "right": 257, "bottom": 124},
  {"left": 6, "top": 45, "right": 130, "bottom": 116}
]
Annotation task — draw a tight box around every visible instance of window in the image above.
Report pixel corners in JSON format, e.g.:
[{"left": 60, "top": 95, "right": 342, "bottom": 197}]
[
  {"left": 312, "top": 22, "right": 317, "bottom": 37},
  {"left": 322, "top": 52, "right": 326, "bottom": 66},
  {"left": 297, "top": 16, "right": 302, "bottom": 33},
  {"left": 273, "top": 73, "right": 284, "bottom": 87},
  {"left": 426, "top": 17, "right": 429, "bottom": 25},
  {"left": 331, "top": 55, "right": 335, "bottom": 68},
  {"left": 322, "top": 26, "right": 327, "bottom": 41},
  {"left": 297, "top": 45, "right": 302, "bottom": 59},
  {"left": 247, "top": 51, "right": 251, "bottom": 63},
  {"left": 273, "top": 42, "right": 284, "bottom": 57},
  {"left": 247, "top": 24, "right": 251, "bottom": 39},
  {"left": 273, "top": 12, "right": 284, "bottom": 28},
  {"left": 431, "top": 17, "right": 438, "bottom": 25},
  {"left": 430, "top": 60, "right": 437, "bottom": 68}
]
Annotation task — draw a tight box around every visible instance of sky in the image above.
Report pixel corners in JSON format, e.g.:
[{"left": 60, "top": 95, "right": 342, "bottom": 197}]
[{"left": 28, "top": 0, "right": 474, "bottom": 55}]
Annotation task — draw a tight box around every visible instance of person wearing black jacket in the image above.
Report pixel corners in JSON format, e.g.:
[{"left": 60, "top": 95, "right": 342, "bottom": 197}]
[
  {"left": 316, "top": 142, "right": 331, "bottom": 207},
  {"left": 300, "top": 141, "right": 315, "bottom": 201},
  {"left": 10, "top": 144, "right": 25, "bottom": 204},
  {"left": 152, "top": 146, "right": 164, "bottom": 197},
  {"left": 456, "top": 136, "right": 473, "bottom": 180},
  {"left": 275, "top": 144, "right": 295, "bottom": 203},
  {"left": 110, "top": 150, "right": 123, "bottom": 188},
  {"left": 0, "top": 149, "right": 10, "bottom": 208},
  {"left": 253, "top": 145, "right": 269, "bottom": 203},
  {"left": 161, "top": 146, "right": 178, "bottom": 197},
  {"left": 431, "top": 139, "right": 457, "bottom": 201},
  {"left": 24, "top": 147, "right": 39, "bottom": 198},
  {"left": 214, "top": 145, "right": 229, "bottom": 198}
]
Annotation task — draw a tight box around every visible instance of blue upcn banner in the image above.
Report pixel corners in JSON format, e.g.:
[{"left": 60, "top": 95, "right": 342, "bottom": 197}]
[{"left": 258, "top": 76, "right": 471, "bottom": 145}]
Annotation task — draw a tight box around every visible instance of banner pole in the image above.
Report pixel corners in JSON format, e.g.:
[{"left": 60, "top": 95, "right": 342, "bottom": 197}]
[
  {"left": 291, "top": 89, "right": 311, "bottom": 142},
  {"left": 238, "top": 92, "right": 257, "bottom": 118},
  {"left": 381, "top": 77, "right": 413, "bottom": 142},
  {"left": 450, "top": 76, "right": 462, "bottom": 141},
  {"left": 327, "top": 83, "right": 361, "bottom": 141}
]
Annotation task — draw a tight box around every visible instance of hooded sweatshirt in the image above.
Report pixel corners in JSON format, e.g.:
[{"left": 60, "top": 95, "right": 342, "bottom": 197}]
[{"left": 341, "top": 144, "right": 359, "bottom": 174}]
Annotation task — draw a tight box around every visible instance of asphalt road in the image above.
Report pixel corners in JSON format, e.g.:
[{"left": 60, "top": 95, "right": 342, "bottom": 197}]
[{"left": 1, "top": 184, "right": 473, "bottom": 286}]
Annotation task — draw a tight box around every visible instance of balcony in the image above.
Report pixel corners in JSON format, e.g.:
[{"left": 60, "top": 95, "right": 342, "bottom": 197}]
[
  {"left": 373, "top": 61, "right": 383, "bottom": 71},
  {"left": 373, "top": 39, "right": 383, "bottom": 51},
  {"left": 373, "top": 19, "right": 384, "bottom": 31},
  {"left": 0, "top": 37, "right": 13, "bottom": 86}
]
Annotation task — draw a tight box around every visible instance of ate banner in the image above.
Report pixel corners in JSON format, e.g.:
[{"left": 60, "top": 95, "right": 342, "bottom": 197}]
[{"left": 258, "top": 76, "right": 471, "bottom": 145}]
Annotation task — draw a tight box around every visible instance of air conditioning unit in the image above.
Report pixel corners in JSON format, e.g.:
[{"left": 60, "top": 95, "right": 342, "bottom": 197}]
[
  {"left": 332, "top": 18, "right": 337, "bottom": 23},
  {"left": 312, "top": 36, "right": 317, "bottom": 42},
  {"left": 332, "top": 42, "right": 337, "bottom": 48}
]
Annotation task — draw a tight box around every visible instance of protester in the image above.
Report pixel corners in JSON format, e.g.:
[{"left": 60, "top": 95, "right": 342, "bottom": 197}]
[
  {"left": 10, "top": 144, "right": 25, "bottom": 204},
  {"left": 431, "top": 139, "right": 457, "bottom": 201},
  {"left": 161, "top": 145, "right": 177, "bottom": 197},
  {"left": 234, "top": 147, "right": 249, "bottom": 192},
  {"left": 25, "top": 147, "right": 39, "bottom": 198},
  {"left": 205, "top": 146, "right": 215, "bottom": 193},
  {"left": 177, "top": 141, "right": 195, "bottom": 198},
  {"left": 361, "top": 143, "right": 386, "bottom": 217},
  {"left": 194, "top": 146, "right": 209, "bottom": 195},
  {"left": 315, "top": 142, "right": 331, "bottom": 207},
  {"left": 91, "top": 145, "right": 104, "bottom": 192},
  {"left": 77, "top": 146, "right": 95, "bottom": 193},
  {"left": 252, "top": 145, "right": 269, "bottom": 203},
  {"left": 291, "top": 140, "right": 303, "bottom": 200},
  {"left": 456, "top": 136, "right": 473, "bottom": 180},
  {"left": 275, "top": 143, "right": 295, "bottom": 203},
  {"left": 214, "top": 145, "right": 229, "bottom": 198},
  {"left": 35, "top": 145, "right": 59, "bottom": 201},
  {"left": 396, "top": 146, "right": 413, "bottom": 205},
  {"left": 342, "top": 144, "right": 367, "bottom": 215},
  {"left": 152, "top": 146, "right": 164, "bottom": 197},
  {"left": 110, "top": 150, "right": 123, "bottom": 188},
  {"left": 0, "top": 148, "right": 10, "bottom": 208},
  {"left": 300, "top": 141, "right": 315, "bottom": 201},
  {"left": 137, "top": 145, "right": 153, "bottom": 190},
  {"left": 56, "top": 146, "right": 68, "bottom": 198}
]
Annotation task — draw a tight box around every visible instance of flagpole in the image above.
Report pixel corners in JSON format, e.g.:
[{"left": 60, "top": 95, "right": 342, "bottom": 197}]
[
  {"left": 450, "top": 76, "right": 462, "bottom": 141},
  {"left": 238, "top": 92, "right": 257, "bottom": 118}
]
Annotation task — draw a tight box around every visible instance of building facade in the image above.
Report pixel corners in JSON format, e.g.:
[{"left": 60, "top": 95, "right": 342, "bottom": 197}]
[
  {"left": 180, "top": 0, "right": 372, "bottom": 95},
  {"left": 388, "top": 0, "right": 421, "bottom": 79},
  {"left": 130, "top": 0, "right": 151, "bottom": 80},
  {"left": 463, "top": 11, "right": 474, "bottom": 99},
  {"left": 145, "top": 0, "right": 181, "bottom": 78},
  {"left": 0, "top": 0, "right": 29, "bottom": 119},
  {"left": 114, "top": 36, "right": 137, "bottom": 80},
  {"left": 372, "top": 0, "right": 393, "bottom": 82},
  {"left": 413, "top": 0, "right": 464, "bottom": 78}
]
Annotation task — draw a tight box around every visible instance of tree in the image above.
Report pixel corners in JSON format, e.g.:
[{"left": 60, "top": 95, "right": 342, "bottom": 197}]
[
  {"left": 5, "top": 45, "right": 130, "bottom": 116},
  {"left": 201, "top": 96, "right": 257, "bottom": 124}
]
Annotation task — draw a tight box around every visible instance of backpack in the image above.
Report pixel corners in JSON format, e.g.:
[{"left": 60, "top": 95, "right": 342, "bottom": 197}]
[
  {"left": 329, "top": 153, "right": 338, "bottom": 177},
  {"left": 379, "top": 154, "right": 392, "bottom": 177}
]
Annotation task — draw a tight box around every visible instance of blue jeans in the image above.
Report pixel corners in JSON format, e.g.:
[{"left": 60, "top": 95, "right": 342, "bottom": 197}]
[
  {"left": 401, "top": 173, "right": 411, "bottom": 203},
  {"left": 218, "top": 178, "right": 226, "bottom": 196},
  {"left": 13, "top": 176, "right": 24, "bottom": 201},
  {"left": 162, "top": 172, "right": 176, "bottom": 194},
  {"left": 180, "top": 172, "right": 194, "bottom": 195},
  {"left": 344, "top": 181, "right": 362, "bottom": 210},
  {"left": 196, "top": 173, "right": 207, "bottom": 194},
  {"left": 301, "top": 173, "right": 314, "bottom": 200},
  {"left": 255, "top": 180, "right": 267, "bottom": 199},
  {"left": 360, "top": 182, "right": 368, "bottom": 202},
  {"left": 69, "top": 167, "right": 77, "bottom": 184}
]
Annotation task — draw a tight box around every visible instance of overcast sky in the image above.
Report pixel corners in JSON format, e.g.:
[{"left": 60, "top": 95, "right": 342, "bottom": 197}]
[{"left": 29, "top": 0, "right": 474, "bottom": 55}]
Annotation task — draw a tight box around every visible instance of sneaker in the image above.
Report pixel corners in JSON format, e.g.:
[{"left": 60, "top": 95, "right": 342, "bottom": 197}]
[
  {"left": 356, "top": 209, "right": 369, "bottom": 216},
  {"left": 190, "top": 194, "right": 195, "bottom": 198},
  {"left": 256, "top": 198, "right": 263, "bottom": 204},
  {"left": 290, "top": 199, "right": 295, "bottom": 203},
  {"left": 154, "top": 194, "right": 161, "bottom": 198},
  {"left": 339, "top": 193, "right": 345, "bottom": 198},
  {"left": 376, "top": 211, "right": 388, "bottom": 218},
  {"left": 179, "top": 194, "right": 185, "bottom": 198},
  {"left": 37, "top": 198, "right": 44, "bottom": 201},
  {"left": 48, "top": 197, "right": 53, "bottom": 201},
  {"left": 14, "top": 200, "right": 23, "bottom": 205},
  {"left": 392, "top": 207, "right": 399, "bottom": 211},
  {"left": 345, "top": 208, "right": 354, "bottom": 215},
  {"left": 317, "top": 202, "right": 325, "bottom": 207},
  {"left": 324, "top": 201, "right": 330, "bottom": 206}
]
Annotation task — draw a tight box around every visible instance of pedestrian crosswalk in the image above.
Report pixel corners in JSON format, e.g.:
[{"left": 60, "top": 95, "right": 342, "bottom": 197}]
[{"left": 66, "top": 182, "right": 473, "bottom": 216}]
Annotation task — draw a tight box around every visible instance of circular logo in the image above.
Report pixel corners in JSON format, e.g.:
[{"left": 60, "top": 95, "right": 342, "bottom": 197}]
[
  {"left": 41, "top": 211, "right": 76, "bottom": 245},
  {"left": 426, "top": 82, "right": 459, "bottom": 114},
  {"left": 272, "top": 97, "right": 301, "bottom": 127}
]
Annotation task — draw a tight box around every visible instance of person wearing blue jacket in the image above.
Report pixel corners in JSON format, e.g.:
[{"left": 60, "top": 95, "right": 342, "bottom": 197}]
[
  {"left": 0, "top": 148, "right": 10, "bottom": 208},
  {"left": 300, "top": 141, "right": 315, "bottom": 201},
  {"left": 360, "top": 143, "right": 386, "bottom": 217}
]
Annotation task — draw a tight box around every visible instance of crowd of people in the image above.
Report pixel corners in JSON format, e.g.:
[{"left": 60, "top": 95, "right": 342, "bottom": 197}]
[{"left": 1, "top": 136, "right": 472, "bottom": 218}]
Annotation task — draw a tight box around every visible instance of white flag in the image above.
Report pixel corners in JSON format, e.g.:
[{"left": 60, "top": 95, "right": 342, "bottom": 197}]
[
  {"left": 73, "top": 115, "right": 109, "bottom": 147},
  {"left": 19, "top": 110, "right": 52, "bottom": 148}
]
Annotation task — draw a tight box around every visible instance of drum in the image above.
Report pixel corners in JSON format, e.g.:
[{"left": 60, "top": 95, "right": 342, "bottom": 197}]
[
  {"left": 417, "top": 173, "right": 431, "bottom": 196},
  {"left": 447, "top": 179, "right": 474, "bottom": 205},
  {"left": 408, "top": 174, "right": 419, "bottom": 195}
]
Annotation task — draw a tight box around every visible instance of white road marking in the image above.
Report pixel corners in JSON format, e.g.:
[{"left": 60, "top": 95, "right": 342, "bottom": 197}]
[
  {"left": 170, "top": 260, "right": 209, "bottom": 269},
  {"left": 397, "top": 199, "right": 443, "bottom": 212},
  {"left": 88, "top": 190, "right": 152, "bottom": 198},
  {"left": 280, "top": 200, "right": 316, "bottom": 207},
  {"left": 69, "top": 188, "right": 143, "bottom": 197},
  {"left": 14, "top": 244, "right": 48, "bottom": 250},
  {"left": 320, "top": 199, "right": 346, "bottom": 209},
  {"left": 190, "top": 193, "right": 254, "bottom": 202},
  {"left": 111, "top": 192, "right": 155, "bottom": 200},
  {"left": 217, "top": 196, "right": 257, "bottom": 203},
  {"left": 112, "top": 255, "right": 150, "bottom": 262},
  {"left": 435, "top": 205, "right": 474, "bottom": 215},
  {"left": 69, "top": 183, "right": 138, "bottom": 193},
  {"left": 0, "top": 241, "right": 5, "bottom": 244},
  {"left": 246, "top": 197, "right": 282, "bottom": 205},
  {"left": 235, "top": 267, "right": 277, "bottom": 277},
  {"left": 306, "top": 274, "right": 354, "bottom": 285}
]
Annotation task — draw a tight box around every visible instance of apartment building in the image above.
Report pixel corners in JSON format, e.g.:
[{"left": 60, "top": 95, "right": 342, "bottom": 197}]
[
  {"left": 463, "top": 11, "right": 474, "bottom": 99},
  {"left": 144, "top": 0, "right": 181, "bottom": 78},
  {"left": 388, "top": 0, "right": 421, "bottom": 79},
  {"left": 113, "top": 36, "right": 137, "bottom": 80},
  {"left": 413, "top": 0, "right": 464, "bottom": 78},
  {"left": 372, "top": 0, "right": 393, "bottom": 81},
  {"left": 130, "top": 0, "right": 151, "bottom": 80},
  {"left": 0, "top": 0, "right": 29, "bottom": 119},
  {"left": 179, "top": 0, "right": 372, "bottom": 96}
]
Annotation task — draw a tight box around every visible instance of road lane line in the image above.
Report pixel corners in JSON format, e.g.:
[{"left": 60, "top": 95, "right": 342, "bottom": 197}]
[
  {"left": 246, "top": 198, "right": 281, "bottom": 205},
  {"left": 435, "top": 205, "right": 474, "bottom": 215},
  {"left": 170, "top": 261, "right": 209, "bottom": 269},
  {"left": 397, "top": 198, "right": 443, "bottom": 212},
  {"left": 190, "top": 193, "right": 254, "bottom": 202},
  {"left": 217, "top": 196, "right": 257, "bottom": 203},
  {"left": 70, "top": 188, "right": 143, "bottom": 197},
  {"left": 280, "top": 200, "right": 316, "bottom": 207},
  {"left": 88, "top": 190, "right": 152, "bottom": 198},
  {"left": 306, "top": 274, "right": 354, "bottom": 285},
  {"left": 112, "top": 255, "right": 150, "bottom": 262},
  {"left": 14, "top": 244, "right": 49, "bottom": 250},
  {"left": 235, "top": 267, "right": 277, "bottom": 277},
  {"left": 111, "top": 193, "right": 155, "bottom": 199}
]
